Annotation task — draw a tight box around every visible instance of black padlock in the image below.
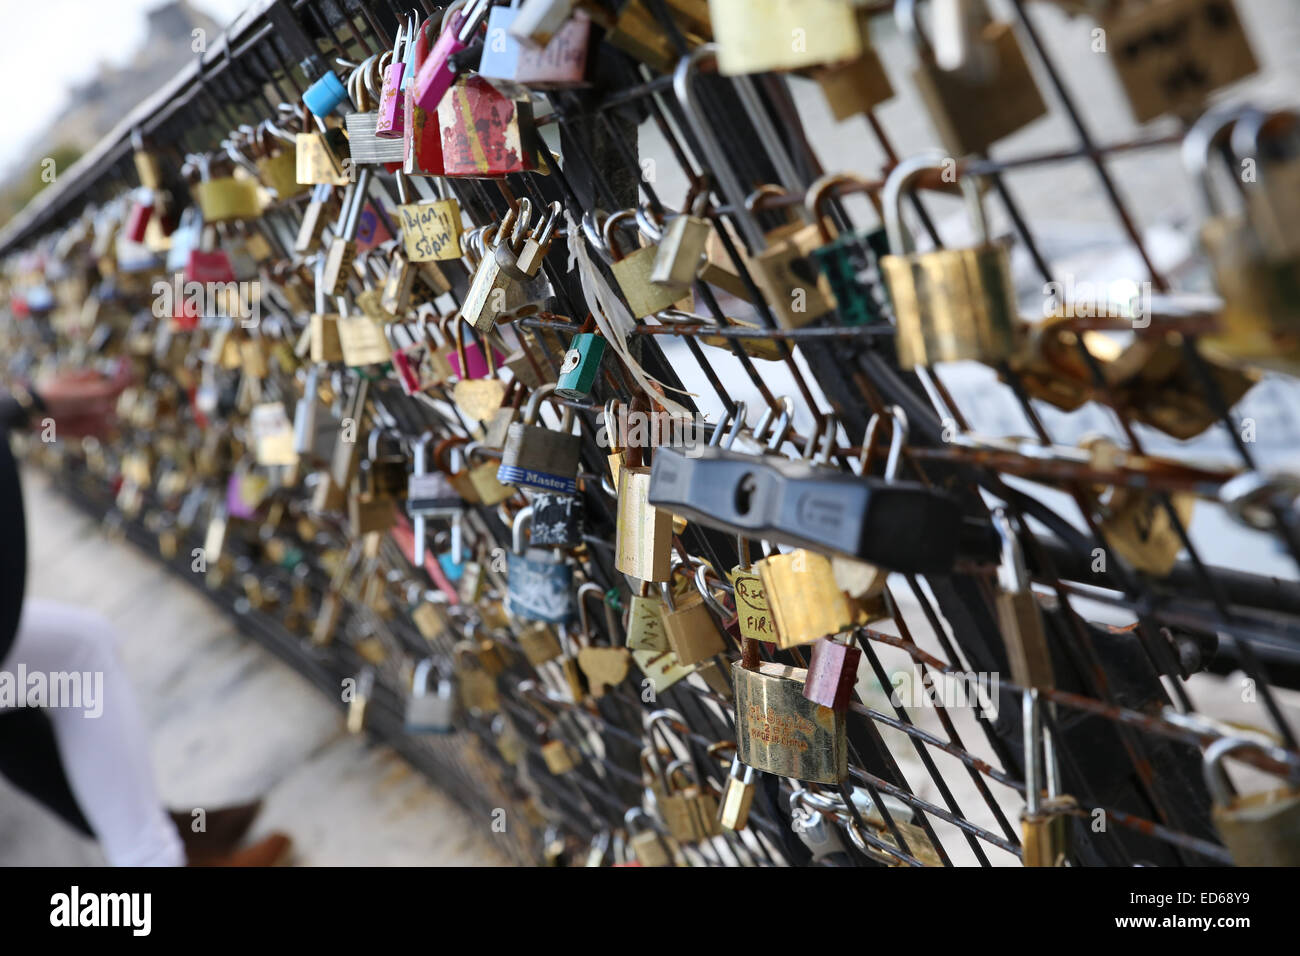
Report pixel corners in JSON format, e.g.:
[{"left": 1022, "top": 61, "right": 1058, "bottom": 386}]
[
  {"left": 529, "top": 491, "right": 584, "bottom": 548},
  {"left": 647, "top": 444, "right": 962, "bottom": 573}
]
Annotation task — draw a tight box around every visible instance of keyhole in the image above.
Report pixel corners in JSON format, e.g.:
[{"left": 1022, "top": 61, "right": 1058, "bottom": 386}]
[{"left": 734, "top": 473, "right": 758, "bottom": 516}]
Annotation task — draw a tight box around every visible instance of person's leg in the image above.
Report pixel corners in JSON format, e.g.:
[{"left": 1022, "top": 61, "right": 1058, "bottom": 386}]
[
  {"left": 0, "top": 599, "right": 184, "bottom": 866},
  {"left": 0, "top": 708, "right": 95, "bottom": 836}
]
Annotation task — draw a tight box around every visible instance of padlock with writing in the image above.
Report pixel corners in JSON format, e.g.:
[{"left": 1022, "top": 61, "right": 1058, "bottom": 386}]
[
  {"left": 506, "top": 506, "right": 576, "bottom": 624},
  {"left": 733, "top": 654, "right": 848, "bottom": 784},
  {"left": 497, "top": 383, "right": 582, "bottom": 494},
  {"left": 376, "top": 14, "right": 416, "bottom": 139}
]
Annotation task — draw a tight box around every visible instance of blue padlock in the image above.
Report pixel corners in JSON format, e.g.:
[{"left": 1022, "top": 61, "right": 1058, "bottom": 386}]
[
  {"left": 555, "top": 332, "right": 606, "bottom": 401},
  {"left": 304, "top": 71, "right": 349, "bottom": 117}
]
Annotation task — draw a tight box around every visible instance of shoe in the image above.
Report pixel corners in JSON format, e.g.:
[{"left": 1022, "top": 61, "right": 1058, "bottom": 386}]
[
  {"left": 187, "top": 832, "right": 293, "bottom": 867},
  {"left": 170, "top": 800, "right": 263, "bottom": 864}
]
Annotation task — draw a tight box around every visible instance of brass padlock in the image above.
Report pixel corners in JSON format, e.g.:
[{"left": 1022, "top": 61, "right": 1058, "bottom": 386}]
[
  {"left": 993, "top": 509, "right": 1056, "bottom": 695},
  {"left": 742, "top": 185, "right": 835, "bottom": 329},
  {"left": 719, "top": 753, "right": 757, "bottom": 831},
  {"left": 1101, "top": 0, "right": 1257, "bottom": 124},
  {"left": 900, "top": 0, "right": 1047, "bottom": 157},
  {"left": 1186, "top": 106, "right": 1300, "bottom": 374},
  {"left": 450, "top": 320, "right": 508, "bottom": 422},
  {"left": 1203, "top": 736, "right": 1300, "bottom": 866},
  {"left": 757, "top": 549, "right": 854, "bottom": 650},
  {"left": 624, "top": 808, "right": 671, "bottom": 867},
  {"left": 604, "top": 208, "right": 686, "bottom": 318},
  {"left": 733, "top": 657, "right": 847, "bottom": 784},
  {"left": 614, "top": 399, "right": 674, "bottom": 582},
  {"left": 659, "top": 574, "right": 726, "bottom": 665},
  {"left": 880, "top": 153, "right": 1018, "bottom": 369}
]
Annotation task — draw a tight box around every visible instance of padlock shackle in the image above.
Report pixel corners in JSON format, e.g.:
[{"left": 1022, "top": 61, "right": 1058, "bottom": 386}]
[
  {"left": 673, "top": 44, "right": 767, "bottom": 252},
  {"left": 1202, "top": 735, "right": 1300, "bottom": 805},
  {"left": 412, "top": 657, "right": 440, "bottom": 693},
  {"left": 805, "top": 172, "right": 874, "bottom": 245},
  {"left": 512, "top": 504, "right": 535, "bottom": 554},
  {"left": 882, "top": 149, "right": 988, "bottom": 255},
  {"left": 1181, "top": 104, "right": 1258, "bottom": 217},
  {"left": 523, "top": 381, "right": 558, "bottom": 425},
  {"left": 576, "top": 582, "right": 606, "bottom": 641},
  {"left": 991, "top": 506, "right": 1029, "bottom": 594},
  {"left": 1230, "top": 107, "right": 1300, "bottom": 199}
]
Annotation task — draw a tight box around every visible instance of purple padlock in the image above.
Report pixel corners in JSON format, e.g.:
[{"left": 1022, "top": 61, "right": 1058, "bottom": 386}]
[{"left": 448, "top": 338, "right": 505, "bottom": 380}]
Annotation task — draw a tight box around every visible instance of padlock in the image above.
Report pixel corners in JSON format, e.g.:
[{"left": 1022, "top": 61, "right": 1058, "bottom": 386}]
[
  {"left": 614, "top": 398, "right": 674, "bottom": 582},
  {"left": 729, "top": 186, "right": 832, "bottom": 329},
  {"left": 412, "top": 0, "right": 492, "bottom": 114},
  {"left": 463, "top": 203, "right": 528, "bottom": 334},
  {"left": 346, "top": 668, "right": 375, "bottom": 735},
  {"left": 1020, "top": 689, "right": 1078, "bottom": 867},
  {"left": 710, "top": 0, "right": 861, "bottom": 75},
  {"left": 406, "top": 658, "right": 457, "bottom": 734},
  {"left": 322, "top": 169, "right": 373, "bottom": 295},
  {"left": 396, "top": 176, "right": 463, "bottom": 262},
  {"left": 719, "top": 754, "right": 757, "bottom": 831},
  {"left": 899, "top": 0, "right": 1047, "bottom": 157},
  {"left": 515, "top": 7, "right": 591, "bottom": 88},
  {"left": 575, "top": 584, "right": 630, "bottom": 697},
  {"left": 376, "top": 14, "right": 416, "bottom": 139},
  {"left": 132, "top": 128, "right": 164, "bottom": 191},
  {"left": 506, "top": 506, "right": 577, "bottom": 623},
  {"left": 555, "top": 326, "right": 605, "bottom": 401},
  {"left": 992, "top": 507, "right": 1056, "bottom": 693},
  {"left": 624, "top": 808, "right": 671, "bottom": 867},
  {"left": 1101, "top": 0, "right": 1257, "bottom": 124},
  {"left": 509, "top": 0, "right": 575, "bottom": 47},
  {"left": 1203, "top": 736, "right": 1300, "bottom": 866},
  {"left": 295, "top": 108, "right": 351, "bottom": 186},
  {"left": 661, "top": 759, "right": 721, "bottom": 843},
  {"left": 810, "top": 26, "right": 894, "bottom": 121},
  {"left": 1089, "top": 480, "right": 1193, "bottom": 578},
  {"left": 541, "top": 736, "right": 577, "bottom": 775},
  {"left": 604, "top": 209, "right": 686, "bottom": 319},
  {"left": 438, "top": 74, "right": 540, "bottom": 178},
  {"left": 251, "top": 115, "right": 306, "bottom": 200},
  {"left": 659, "top": 573, "right": 726, "bottom": 666},
  {"left": 529, "top": 490, "right": 584, "bottom": 548},
  {"left": 650, "top": 191, "right": 712, "bottom": 289},
  {"left": 454, "top": 640, "right": 500, "bottom": 713},
  {"left": 880, "top": 152, "right": 1018, "bottom": 368},
  {"left": 402, "top": 16, "right": 447, "bottom": 177},
  {"left": 1185, "top": 106, "right": 1300, "bottom": 372},
  {"left": 516, "top": 620, "right": 563, "bottom": 666},
  {"left": 450, "top": 319, "right": 507, "bottom": 422},
  {"left": 756, "top": 550, "right": 855, "bottom": 649},
  {"left": 188, "top": 152, "right": 261, "bottom": 223},
  {"left": 429, "top": 440, "right": 478, "bottom": 509},
  {"left": 626, "top": 584, "right": 697, "bottom": 692},
  {"left": 804, "top": 635, "right": 862, "bottom": 711},
  {"left": 344, "top": 57, "right": 405, "bottom": 165},
  {"left": 408, "top": 432, "right": 465, "bottom": 566},
  {"left": 464, "top": 441, "right": 514, "bottom": 506},
  {"left": 513, "top": 201, "right": 562, "bottom": 280},
  {"left": 806, "top": 172, "right": 891, "bottom": 327},
  {"left": 303, "top": 62, "right": 349, "bottom": 117},
  {"left": 733, "top": 657, "right": 847, "bottom": 784},
  {"left": 497, "top": 383, "right": 582, "bottom": 494},
  {"left": 336, "top": 297, "right": 392, "bottom": 368},
  {"left": 1234, "top": 108, "right": 1300, "bottom": 263}
]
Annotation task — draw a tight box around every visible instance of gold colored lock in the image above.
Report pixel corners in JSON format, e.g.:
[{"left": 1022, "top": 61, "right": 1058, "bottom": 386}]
[
  {"left": 604, "top": 209, "right": 688, "bottom": 319},
  {"left": 1204, "top": 736, "right": 1300, "bottom": 867},
  {"left": 733, "top": 657, "right": 847, "bottom": 784},
  {"left": 757, "top": 550, "right": 854, "bottom": 649},
  {"left": 880, "top": 153, "right": 1018, "bottom": 369}
]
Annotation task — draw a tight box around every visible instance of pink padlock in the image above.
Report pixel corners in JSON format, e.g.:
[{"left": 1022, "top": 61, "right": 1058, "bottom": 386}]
[
  {"left": 375, "top": 13, "right": 416, "bottom": 139},
  {"left": 448, "top": 339, "right": 505, "bottom": 380},
  {"left": 411, "top": 0, "right": 491, "bottom": 115},
  {"left": 184, "top": 249, "right": 236, "bottom": 284}
]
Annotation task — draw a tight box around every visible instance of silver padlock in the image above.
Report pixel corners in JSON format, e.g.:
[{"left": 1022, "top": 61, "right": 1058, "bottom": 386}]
[
  {"left": 406, "top": 658, "right": 457, "bottom": 734},
  {"left": 1204, "top": 735, "right": 1300, "bottom": 866},
  {"left": 497, "top": 383, "right": 582, "bottom": 494}
]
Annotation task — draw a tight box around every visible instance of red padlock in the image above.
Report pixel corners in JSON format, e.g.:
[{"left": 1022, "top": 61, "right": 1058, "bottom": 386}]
[
  {"left": 437, "top": 75, "right": 539, "bottom": 178},
  {"left": 803, "top": 636, "right": 862, "bottom": 711},
  {"left": 124, "top": 193, "right": 153, "bottom": 244}
]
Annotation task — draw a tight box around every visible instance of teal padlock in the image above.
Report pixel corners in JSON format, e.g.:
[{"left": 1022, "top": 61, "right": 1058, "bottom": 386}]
[{"left": 555, "top": 332, "right": 605, "bottom": 400}]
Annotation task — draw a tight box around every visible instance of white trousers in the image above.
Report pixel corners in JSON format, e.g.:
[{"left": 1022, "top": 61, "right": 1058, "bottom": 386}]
[{"left": 1, "top": 599, "right": 185, "bottom": 866}]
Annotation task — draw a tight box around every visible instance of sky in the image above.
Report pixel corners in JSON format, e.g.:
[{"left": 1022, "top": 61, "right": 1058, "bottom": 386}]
[{"left": 0, "top": 0, "right": 250, "bottom": 174}]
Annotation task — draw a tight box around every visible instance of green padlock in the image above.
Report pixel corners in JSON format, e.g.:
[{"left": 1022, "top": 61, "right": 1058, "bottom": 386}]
[
  {"left": 555, "top": 329, "right": 606, "bottom": 401},
  {"left": 807, "top": 173, "right": 890, "bottom": 328}
]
